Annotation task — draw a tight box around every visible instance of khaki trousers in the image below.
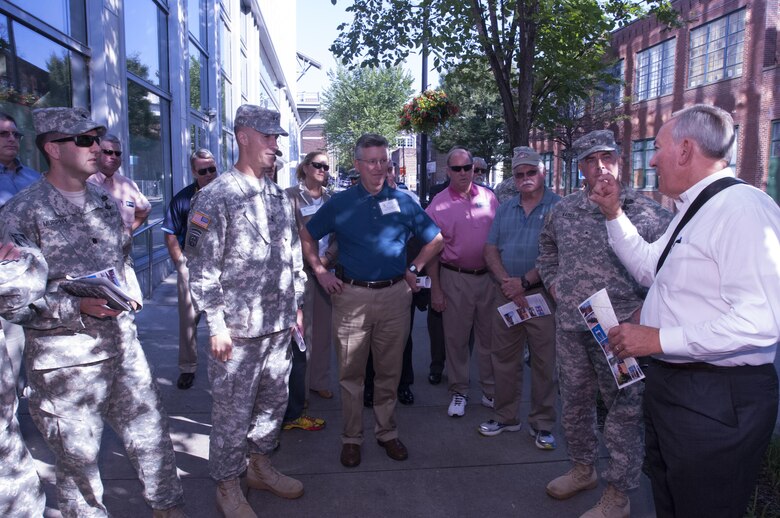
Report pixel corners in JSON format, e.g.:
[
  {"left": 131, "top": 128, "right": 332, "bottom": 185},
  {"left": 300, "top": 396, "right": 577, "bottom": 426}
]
[
  {"left": 303, "top": 270, "right": 333, "bottom": 393},
  {"left": 490, "top": 286, "right": 557, "bottom": 430},
  {"left": 440, "top": 268, "right": 494, "bottom": 397},
  {"left": 175, "top": 257, "right": 200, "bottom": 374},
  {"left": 332, "top": 281, "right": 411, "bottom": 444}
]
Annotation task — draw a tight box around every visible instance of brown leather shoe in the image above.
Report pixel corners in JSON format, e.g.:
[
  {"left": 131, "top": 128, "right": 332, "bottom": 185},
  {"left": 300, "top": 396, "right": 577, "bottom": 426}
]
[
  {"left": 340, "top": 443, "right": 361, "bottom": 467},
  {"left": 377, "top": 438, "right": 408, "bottom": 461},
  {"left": 312, "top": 389, "right": 333, "bottom": 399}
]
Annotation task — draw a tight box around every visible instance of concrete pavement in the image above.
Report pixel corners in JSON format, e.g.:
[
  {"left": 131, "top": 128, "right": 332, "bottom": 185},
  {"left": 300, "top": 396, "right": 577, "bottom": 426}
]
[{"left": 21, "top": 272, "right": 657, "bottom": 517}]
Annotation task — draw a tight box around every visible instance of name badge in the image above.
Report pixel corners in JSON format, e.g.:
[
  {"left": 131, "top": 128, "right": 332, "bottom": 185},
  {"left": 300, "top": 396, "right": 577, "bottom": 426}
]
[
  {"left": 126, "top": 200, "right": 135, "bottom": 208},
  {"left": 379, "top": 199, "right": 401, "bottom": 215},
  {"left": 301, "top": 204, "right": 319, "bottom": 217}
]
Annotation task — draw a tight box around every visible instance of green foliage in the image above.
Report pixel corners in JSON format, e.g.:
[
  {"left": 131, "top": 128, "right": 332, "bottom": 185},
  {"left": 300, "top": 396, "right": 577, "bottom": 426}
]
[
  {"left": 331, "top": 0, "right": 678, "bottom": 147},
  {"left": 433, "top": 61, "right": 510, "bottom": 166},
  {"left": 321, "top": 65, "right": 414, "bottom": 168}
]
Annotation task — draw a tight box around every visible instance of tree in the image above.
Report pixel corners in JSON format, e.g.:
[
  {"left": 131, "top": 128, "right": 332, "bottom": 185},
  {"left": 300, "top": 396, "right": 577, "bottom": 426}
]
[
  {"left": 330, "top": 0, "right": 678, "bottom": 148},
  {"left": 433, "top": 61, "right": 510, "bottom": 167},
  {"left": 321, "top": 65, "right": 414, "bottom": 169}
]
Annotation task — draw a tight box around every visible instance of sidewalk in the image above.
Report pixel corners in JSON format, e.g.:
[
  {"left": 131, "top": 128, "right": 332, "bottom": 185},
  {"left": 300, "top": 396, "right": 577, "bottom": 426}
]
[{"left": 22, "top": 272, "right": 658, "bottom": 517}]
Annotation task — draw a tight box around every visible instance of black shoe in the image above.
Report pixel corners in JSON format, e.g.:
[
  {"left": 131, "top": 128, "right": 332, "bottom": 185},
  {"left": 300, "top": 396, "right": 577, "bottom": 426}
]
[
  {"left": 428, "top": 372, "right": 442, "bottom": 385},
  {"left": 177, "top": 372, "right": 195, "bottom": 390},
  {"left": 397, "top": 386, "right": 414, "bottom": 405},
  {"left": 363, "top": 388, "right": 374, "bottom": 408}
]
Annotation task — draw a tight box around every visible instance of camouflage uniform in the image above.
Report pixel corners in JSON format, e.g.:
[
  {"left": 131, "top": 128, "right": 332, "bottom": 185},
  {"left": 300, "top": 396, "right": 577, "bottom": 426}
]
[
  {"left": 185, "top": 169, "right": 305, "bottom": 482},
  {"left": 0, "top": 234, "right": 47, "bottom": 518},
  {"left": 0, "top": 179, "right": 184, "bottom": 517},
  {"left": 537, "top": 186, "right": 672, "bottom": 492}
]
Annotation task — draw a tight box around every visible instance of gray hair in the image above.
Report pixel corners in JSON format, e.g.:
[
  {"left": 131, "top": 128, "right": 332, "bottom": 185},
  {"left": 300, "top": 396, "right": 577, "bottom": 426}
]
[
  {"left": 102, "top": 133, "right": 121, "bottom": 146},
  {"left": 670, "top": 104, "right": 735, "bottom": 161},
  {"left": 190, "top": 148, "right": 215, "bottom": 168},
  {"left": 446, "top": 146, "right": 473, "bottom": 166},
  {"left": 473, "top": 157, "right": 488, "bottom": 170},
  {"left": 354, "top": 133, "right": 388, "bottom": 159}
]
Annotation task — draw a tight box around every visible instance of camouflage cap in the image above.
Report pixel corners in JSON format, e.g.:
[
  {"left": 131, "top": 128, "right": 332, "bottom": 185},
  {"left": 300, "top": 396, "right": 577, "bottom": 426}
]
[
  {"left": 573, "top": 130, "right": 617, "bottom": 161},
  {"left": 32, "top": 107, "right": 106, "bottom": 137},
  {"left": 234, "top": 104, "right": 288, "bottom": 136},
  {"left": 511, "top": 146, "right": 542, "bottom": 169}
]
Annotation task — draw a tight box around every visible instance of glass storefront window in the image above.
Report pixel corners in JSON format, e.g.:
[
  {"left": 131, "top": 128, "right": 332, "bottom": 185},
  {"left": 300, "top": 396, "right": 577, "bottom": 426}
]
[
  {"left": 127, "top": 80, "right": 169, "bottom": 258},
  {"left": 189, "top": 42, "right": 207, "bottom": 111},
  {"left": 11, "top": 0, "right": 87, "bottom": 43},
  {"left": 125, "top": 0, "right": 169, "bottom": 90},
  {"left": 187, "top": 0, "right": 206, "bottom": 46}
]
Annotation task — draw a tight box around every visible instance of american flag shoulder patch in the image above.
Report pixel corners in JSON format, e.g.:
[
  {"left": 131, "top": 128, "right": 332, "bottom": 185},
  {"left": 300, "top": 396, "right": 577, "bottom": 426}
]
[{"left": 190, "top": 211, "right": 211, "bottom": 229}]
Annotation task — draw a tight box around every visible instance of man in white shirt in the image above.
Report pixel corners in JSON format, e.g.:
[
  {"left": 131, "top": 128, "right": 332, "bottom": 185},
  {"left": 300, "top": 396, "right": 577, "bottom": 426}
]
[
  {"left": 590, "top": 104, "right": 780, "bottom": 518},
  {"left": 88, "top": 134, "right": 151, "bottom": 233}
]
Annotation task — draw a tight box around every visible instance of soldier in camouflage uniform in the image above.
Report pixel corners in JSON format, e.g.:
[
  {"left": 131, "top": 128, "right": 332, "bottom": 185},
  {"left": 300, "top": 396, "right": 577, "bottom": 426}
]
[
  {"left": 0, "top": 108, "right": 185, "bottom": 518},
  {"left": 0, "top": 234, "right": 47, "bottom": 517},
  {"left": 537, "top": 130, "right": 672, "bottom": 518},
  {"left": 185, "top": 105, "right": 306, "bottom": 518}
]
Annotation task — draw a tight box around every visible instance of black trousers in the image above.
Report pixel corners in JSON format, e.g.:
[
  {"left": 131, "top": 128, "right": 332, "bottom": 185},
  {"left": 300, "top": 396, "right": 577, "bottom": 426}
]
[{"left": 644, "top": 360, "right": 778, "bottom": 518}]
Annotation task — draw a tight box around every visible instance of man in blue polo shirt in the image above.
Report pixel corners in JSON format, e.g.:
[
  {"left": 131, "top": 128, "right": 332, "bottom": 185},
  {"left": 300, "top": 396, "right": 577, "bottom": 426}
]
[
  {"left": 300, "top": 133, "right": 443, "bottom": 468},
  {"left": 162, "top": 148, "right": 218, "bottom": 390}
]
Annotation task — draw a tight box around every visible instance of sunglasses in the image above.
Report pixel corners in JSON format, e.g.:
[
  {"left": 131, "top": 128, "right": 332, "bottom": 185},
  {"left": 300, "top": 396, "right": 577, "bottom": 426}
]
[
  {"left": 310, "top": 162, "right": 330, "bottom": 172},
  {"left": 0, "top": 130, "right": 23, "bottom": 140},
  {"left": 449, "top": 163, "right": 473, "bottom": 172},
  {"left": 101, "top": 149, "right": 122, "bottom": 157},
  {"left": 51, "top": 135, "right": 101, "bottom": 147},
  {"left": 196, "top": 166, "right": 217, "bottom": 176},
  {"left": 474, "top": 168, "right": 486, "bottom": 174},
  {"left": 513, "top": 169, "right": 539, "bottom": 179}
]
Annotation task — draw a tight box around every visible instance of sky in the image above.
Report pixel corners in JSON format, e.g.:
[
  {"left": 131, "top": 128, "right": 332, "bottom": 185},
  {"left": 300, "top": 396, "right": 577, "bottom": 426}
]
[{"left": 296, "top": 0, "right": 439, "bottom": 96}]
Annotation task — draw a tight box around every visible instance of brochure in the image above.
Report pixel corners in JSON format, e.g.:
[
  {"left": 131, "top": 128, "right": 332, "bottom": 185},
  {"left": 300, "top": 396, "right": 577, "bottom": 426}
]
[
  {"left": 60, "top": 267, "right": 139, "bottom": 312},
  {"left": 578, "top": 288, "right": 645, "bottom": 389},
  {"left": 497, "top": 293, "right": 552, "bottom": 327}
]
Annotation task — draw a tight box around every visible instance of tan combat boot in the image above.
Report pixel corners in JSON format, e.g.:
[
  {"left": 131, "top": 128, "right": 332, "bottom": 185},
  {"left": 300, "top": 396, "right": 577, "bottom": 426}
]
[
  {"left": 579, "top": 484, "right": 630, "bottom": 518},
  {"left": 247, "top": 453, "right": 304, "bottom": 499},
  {"left": 152, "top": 506, "right": 188, "bottom": 518},
  {"left": 216, "top": 478, "right": 256, "bottom": 518},
  {"left": 546, "top": 463, "right": 598, "bottom": 500}
]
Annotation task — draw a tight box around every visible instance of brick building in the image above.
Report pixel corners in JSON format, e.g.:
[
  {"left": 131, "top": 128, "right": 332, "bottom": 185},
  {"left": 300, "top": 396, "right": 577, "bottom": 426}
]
[{"left": 532, "top": 0, "right": 780, "bottom": 203}]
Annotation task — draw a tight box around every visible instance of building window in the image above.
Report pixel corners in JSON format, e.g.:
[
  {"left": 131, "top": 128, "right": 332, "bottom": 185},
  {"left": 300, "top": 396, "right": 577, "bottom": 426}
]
[
  {"left": 125, "top": 0, "right": 172, "bottom": 259},
  {"left": 0, "top": 13, "right": 89, "bottom": 172},
  {"left": 598, "top": 59, "right": 624, "bottom": 107},
  {"left": 10, "top": 0, "right": 87, "bottom": 43},
  {"left": 769, "top": 121, "right": 780, "bottom": 203},
  {"left": 632, "top": 139, "right": 657, "bottom": 190},
  {"left": 396, "top": 136, "right": 415, "bottom": 148},
  {"left": 688, "top": 9, "right": 745, "bottom": 88},
  {"left": 634, "top": 39, "right": 675, "bottom": 102},
  {"left": 541, "top": 152, "right": 554, "bottom": 188}
]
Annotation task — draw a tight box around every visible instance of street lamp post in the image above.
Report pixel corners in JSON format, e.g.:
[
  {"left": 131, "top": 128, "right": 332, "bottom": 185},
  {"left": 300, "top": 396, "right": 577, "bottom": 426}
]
[{"left": 419, "top": 8, "right": 429, "bottom": 206}]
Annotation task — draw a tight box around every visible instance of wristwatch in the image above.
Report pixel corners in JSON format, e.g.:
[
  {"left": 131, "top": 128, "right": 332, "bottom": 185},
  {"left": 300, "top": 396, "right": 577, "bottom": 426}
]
[
  {"left": 520, "top": 275, "right": 531, "bottom": 290},
  {"left": 408, "top": 264, "right": 419, "bottom": 276}
]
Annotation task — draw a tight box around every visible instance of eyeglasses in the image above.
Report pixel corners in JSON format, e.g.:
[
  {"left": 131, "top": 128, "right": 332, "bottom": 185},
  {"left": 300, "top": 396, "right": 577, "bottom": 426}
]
[
  {"left": 449, "top": 163, "right": 473, "bottom": 172},
  {"left": 310, "top": 162, "right": 330, "bottom": 172},
  {"left": 196, "top": 166, "right": 217, "bottom": 176},
  {"left": 474, "top": 168, "right": 486, "bottom": 174},
  {"left": 513, "top": 169, "right": 539, "bottom": 179},
  {"left": 101, "top": 149, "right": 122, "bottom": 157},
  {"left": 356, "top": 158, "right": 389, "bottom": 167},
  {"left": 51, "top": 135, "right": 101, "bottom": 147},
  {"left": 0, "top": 130, "right": 23, "bottom": 140}
]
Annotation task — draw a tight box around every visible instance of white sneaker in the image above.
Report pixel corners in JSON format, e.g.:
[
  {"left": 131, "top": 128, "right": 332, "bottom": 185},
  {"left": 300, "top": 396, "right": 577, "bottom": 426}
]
[
  {"left": 447, "top": 393, "right": 467, "bottom": 417},
  {"left": 480, "top": 394, "right": 494, "bottom": 409}
]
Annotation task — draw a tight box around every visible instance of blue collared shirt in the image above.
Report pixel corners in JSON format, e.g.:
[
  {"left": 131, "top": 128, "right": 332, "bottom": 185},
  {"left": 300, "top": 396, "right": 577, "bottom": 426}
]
[
  {"left": 162, "top": 182, "right": 199, "bottom": 248},
  {"left": 0, "top": 159, "right": 41, "bottom": 207},
  {"left": 307, "top": 182, "right": 440, "bottom": 281},
  {"left": 486, "top": 188, "right": 561, "bottom": 277}
]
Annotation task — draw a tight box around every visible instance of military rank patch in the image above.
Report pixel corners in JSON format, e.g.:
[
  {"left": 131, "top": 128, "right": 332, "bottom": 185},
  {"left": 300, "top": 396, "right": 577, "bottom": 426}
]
[
  {"left": 187, "top": 227, "right": 203, "bottom": 250},
  {"left": 190, "top": 211, "right": 211, "bottom": 229}
]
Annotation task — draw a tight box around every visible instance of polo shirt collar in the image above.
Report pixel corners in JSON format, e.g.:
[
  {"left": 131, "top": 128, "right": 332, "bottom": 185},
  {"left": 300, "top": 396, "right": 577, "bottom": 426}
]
[
  {"left": 447, "top": 182, "right": 478, "bottom": 200},
  {"left": 0, "top": 158, "right": 23, "bottom": 174},
  {"left": 675, "top": 167, "right": 733, "bottom": 212},
  {"left": 355, "top": 181, "right": 392, "bottom": 198}
]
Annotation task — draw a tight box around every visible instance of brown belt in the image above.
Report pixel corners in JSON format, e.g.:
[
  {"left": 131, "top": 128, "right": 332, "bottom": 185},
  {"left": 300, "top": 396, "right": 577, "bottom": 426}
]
[
  {"left": 337, "top": 272, "right": 405, "bottom": 289},
  {"left": 440, "top": 262, "right": 488, "bottom": 275}
]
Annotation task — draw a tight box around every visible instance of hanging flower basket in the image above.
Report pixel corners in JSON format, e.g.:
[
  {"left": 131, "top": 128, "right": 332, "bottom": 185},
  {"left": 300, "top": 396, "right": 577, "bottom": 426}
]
[{"left": 398, "top": 90, "right": 459, "bottom": 135}]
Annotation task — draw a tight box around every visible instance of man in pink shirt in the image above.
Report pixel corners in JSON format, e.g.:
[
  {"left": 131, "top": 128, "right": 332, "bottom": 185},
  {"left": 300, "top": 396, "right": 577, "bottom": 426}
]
[
  {"left": 426, "top": 147, "right": 499, "bottom": 417},
  {"left": 88, "top": 134, "right": 151, "bottom": 234}
]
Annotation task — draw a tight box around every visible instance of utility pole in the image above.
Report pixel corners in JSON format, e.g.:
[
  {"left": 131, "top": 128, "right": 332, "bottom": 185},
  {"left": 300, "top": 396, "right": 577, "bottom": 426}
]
[{"left": 419, "top": 7, "right": 429, "bottom": 206}]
